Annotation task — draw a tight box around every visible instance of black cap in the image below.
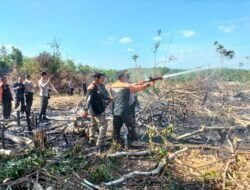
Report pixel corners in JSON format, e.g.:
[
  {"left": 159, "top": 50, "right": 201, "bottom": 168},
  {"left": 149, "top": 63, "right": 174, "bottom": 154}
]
[
  {"left": 117, "top": 70, "right": 129, "bottom": 79},
  {"left": 92, "top": 72, "right": 105, "bottom": 79},
  {"left": 25, "top": 74, "right": 31, "bottom": 78}
]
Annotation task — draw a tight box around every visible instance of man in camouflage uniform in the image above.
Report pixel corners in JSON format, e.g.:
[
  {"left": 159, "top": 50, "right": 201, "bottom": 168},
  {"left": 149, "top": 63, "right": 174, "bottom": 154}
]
[{"left": 82, "top": 73, "right": 111, "bottom": 150}]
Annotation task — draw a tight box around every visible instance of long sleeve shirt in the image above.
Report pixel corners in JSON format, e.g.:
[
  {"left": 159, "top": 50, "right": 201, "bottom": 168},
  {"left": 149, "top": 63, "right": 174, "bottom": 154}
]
[
  {"left": 13, "top": 82, "right": 25, "bottom": 98},
  {"left": 38, "top": 78, "right": 50, "bottom": 97}
]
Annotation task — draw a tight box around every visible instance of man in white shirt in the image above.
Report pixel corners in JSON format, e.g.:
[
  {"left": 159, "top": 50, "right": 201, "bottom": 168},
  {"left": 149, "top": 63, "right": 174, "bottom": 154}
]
[{"left": 38, "top": 72, "right": 51, "bottom": 122}]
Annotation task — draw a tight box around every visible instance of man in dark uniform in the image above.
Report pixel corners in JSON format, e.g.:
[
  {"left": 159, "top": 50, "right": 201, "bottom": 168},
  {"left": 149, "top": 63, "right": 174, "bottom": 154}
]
[
  {"left": 13, "top": 77, "right": 25, "bottom": 114},
  {"left": 0, "top": 76, "right": 13, "bottom": 119},
  {"left": 110, "top": 71, "right": 154, "bottom": 148},
  {"left": 82, "top": 73, "right": 111, "bottom": 150}
]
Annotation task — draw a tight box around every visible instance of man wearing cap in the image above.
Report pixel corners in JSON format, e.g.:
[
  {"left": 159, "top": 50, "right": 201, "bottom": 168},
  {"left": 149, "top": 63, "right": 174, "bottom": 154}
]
[
  {"left": 110, "top": 70, "right": 154, "bottom": 148},
  {"left": 82, "top": 72, "right": 111, "bottom": 150}
]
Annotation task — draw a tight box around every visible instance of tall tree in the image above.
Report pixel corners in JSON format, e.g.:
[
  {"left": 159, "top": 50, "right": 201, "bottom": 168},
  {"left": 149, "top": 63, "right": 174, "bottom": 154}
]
[
  {"left": 214, "top": 41, "right": 235, "bottom": 64},
  {"left": 0, "top": 45, "right": 8, "bottom": 62},
  {"left": 48, "top": 38, "right": 63, "bottom": 73},
  {"left": 8, "top": 46, "right": 23, "bottom": 67},
  {"left": 132, "top": 54, "right": 139, "bottom": 65},
  {"left": 35, "top": 51, "right": 54, "bottom": 73},
  {"left": 64, "top": 59, "right": 76, "bottom": 71}
]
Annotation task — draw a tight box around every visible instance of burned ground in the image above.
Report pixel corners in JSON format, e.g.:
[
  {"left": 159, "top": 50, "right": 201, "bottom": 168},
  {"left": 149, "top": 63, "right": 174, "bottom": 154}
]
[{"left": 0, "top": 79, "right": 249, "bottom": 190}]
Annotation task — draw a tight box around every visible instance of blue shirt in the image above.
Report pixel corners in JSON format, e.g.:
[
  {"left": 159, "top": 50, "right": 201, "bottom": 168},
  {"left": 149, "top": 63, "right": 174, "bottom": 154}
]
[{"left": 13, "top": 82, "right": 25, "bottom": 98}]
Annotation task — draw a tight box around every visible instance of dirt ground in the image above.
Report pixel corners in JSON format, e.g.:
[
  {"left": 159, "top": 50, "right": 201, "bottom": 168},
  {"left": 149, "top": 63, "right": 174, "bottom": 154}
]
[{"left": 0, "top": 81, "right": 250, "bottom": 189}]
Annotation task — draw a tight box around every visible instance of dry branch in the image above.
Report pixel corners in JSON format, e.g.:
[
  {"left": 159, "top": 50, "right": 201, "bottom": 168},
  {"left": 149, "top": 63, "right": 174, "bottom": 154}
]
[
  {"left": 0, "top": 132, "right": 33, "bottom": 145},
  {"left": 175, "top": 126, "right": 205, "bottom": 140},
  {"left": 103, "top": 147, "right": 188, "bottom": 186},
  {"left": 0, "top": 149, "right": 13, "bottom": 156},
  {"left": 222, "top": 159, "right": 235, "bottom": 189},
  {"left": 174, "top": 125, "right": 248, "bottom": 141},
  {"left": 107, "top": 150, "right": 151, "bottom": 158},
  {"left": 82, "top": 179, "right": 101, "bottom": 190}
]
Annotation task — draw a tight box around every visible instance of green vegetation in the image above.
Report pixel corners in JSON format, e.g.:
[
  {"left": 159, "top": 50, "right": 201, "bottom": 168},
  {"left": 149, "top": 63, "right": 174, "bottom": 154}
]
[
  {"left": 171, "top": 68, "right": 250, "bottom": 83},
  {"left": 88, "top": 158, "right": 120, "bottom": 183},
  {"left": 0, "top": 150, "right": 50, "bottom": 182},
  {"left": 0, "top": 43, "right": 249, "bottom": 88},
  {"left": 0, "top": 143, "right": 122, "bottom": 186},
  {"left": 0, "top": 144, "right": 86, "bottom": 182}
]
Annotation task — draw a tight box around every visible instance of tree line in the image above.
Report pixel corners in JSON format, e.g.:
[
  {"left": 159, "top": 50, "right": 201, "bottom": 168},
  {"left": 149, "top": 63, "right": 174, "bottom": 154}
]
[{"left": 1, "top": 41, "right": 249, "bottom": 93}]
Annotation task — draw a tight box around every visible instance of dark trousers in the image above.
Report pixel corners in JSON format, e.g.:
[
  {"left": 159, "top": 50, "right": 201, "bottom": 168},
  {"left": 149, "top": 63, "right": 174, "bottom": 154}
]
[
  {"left": 113, "top": 114, "right": 137, "bottom": 145},
  {"left": 83, "top": 84, "right": 87, "bottom": 96},
  {"left": 25, "top": 93, "right": 33, "bottom": 117},
  {"left": 2, "top": 101, "right": 12, "bottom": 119},
  {"left": 15, "top": 97, "right": 25, "bottom": 114},
  {"left": 39, "top": 96, "right": 49, "bottom": 120},
  {"left": 70, "top": 88, "right": 74, "bottom": 96}
]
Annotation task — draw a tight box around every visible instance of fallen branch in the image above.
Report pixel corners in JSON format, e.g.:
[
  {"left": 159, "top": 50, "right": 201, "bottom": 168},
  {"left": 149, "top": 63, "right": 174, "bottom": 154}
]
[
  {"left": 0, "top": 149, "right": 13, "bottom": 156},
  {"left": 175, "top": 126, "right": 205, "bottom": 140},
  {"left": 0, "top": 132, "right": 33, "bottom": 146},
  {"left": 82, "top": 179, "right": 101, "bottom": 190},
  {"left": 222, "top": 159, "right": 235, "bottom": 190},
  {"left": 107, "top": 150, "right": 151, "bottom": 158},
  {"left": 174, "top": 125, "right": 248, "bottom": 141},
  {"left": 227, "top": 173, "right": 245, "bottom": 189},
  {"left": 103, "top": 147, "right": 188, "bottom": 186}
]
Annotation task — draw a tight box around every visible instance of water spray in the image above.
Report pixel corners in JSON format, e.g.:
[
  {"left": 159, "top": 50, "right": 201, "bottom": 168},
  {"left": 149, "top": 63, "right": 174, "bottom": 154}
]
[
  {"left": 141, "top": 66, "right": 214, "bottom": 83},
  {"left": 162, "top": 66, "right": 213, "bottom": 79}
]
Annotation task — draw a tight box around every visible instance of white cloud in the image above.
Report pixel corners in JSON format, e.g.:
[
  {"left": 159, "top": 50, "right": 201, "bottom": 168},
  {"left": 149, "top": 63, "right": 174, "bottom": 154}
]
[
  {"left": 102, "top": 36, "right": 116, "bottom": 46},
  {"left": 127, "top": 48, "right": 134, "bottom": 52},
  {"left": 153, "top": 36, "right": 162, "bottom": 41},
  {"left": 119, "top": 37, "right": 132, "bottom": 44},
  {"left": 180, "top": 30, "right": 196, "bottom": 38},
  {"left": 217, "top": 25, "right": 235, "bottom": 33}
]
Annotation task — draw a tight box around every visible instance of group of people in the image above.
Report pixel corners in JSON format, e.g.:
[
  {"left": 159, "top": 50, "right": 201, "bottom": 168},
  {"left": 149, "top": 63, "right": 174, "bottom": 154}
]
[
  {"left": 83, "top": 70, "right": 154, "bottom": 150},
  {"left": 1, "top": 70, "right": 154, "bottom": 150},
  {"left": 0, "top": 72, "right": 56, "bottom": 124},
  {"left": 0, "top": 75, "right": 34, "bottom": 121}
]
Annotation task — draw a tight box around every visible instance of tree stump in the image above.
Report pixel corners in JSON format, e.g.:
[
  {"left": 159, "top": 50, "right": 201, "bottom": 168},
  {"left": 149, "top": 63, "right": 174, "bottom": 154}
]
[{"left": 34, "top": 128, "right": 47, "bottom": 150}]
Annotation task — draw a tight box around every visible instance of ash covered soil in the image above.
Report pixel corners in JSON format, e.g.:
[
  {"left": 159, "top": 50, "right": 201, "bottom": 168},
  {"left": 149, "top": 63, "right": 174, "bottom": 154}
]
[{"left": 0, "top": 81, "right": 249, "bottom": 190}]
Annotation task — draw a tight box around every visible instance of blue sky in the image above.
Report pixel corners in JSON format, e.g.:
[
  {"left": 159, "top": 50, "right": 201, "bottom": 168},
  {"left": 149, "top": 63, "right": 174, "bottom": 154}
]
[{"left": 0, "top": 0, "right": 250, "bottom": 69}]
